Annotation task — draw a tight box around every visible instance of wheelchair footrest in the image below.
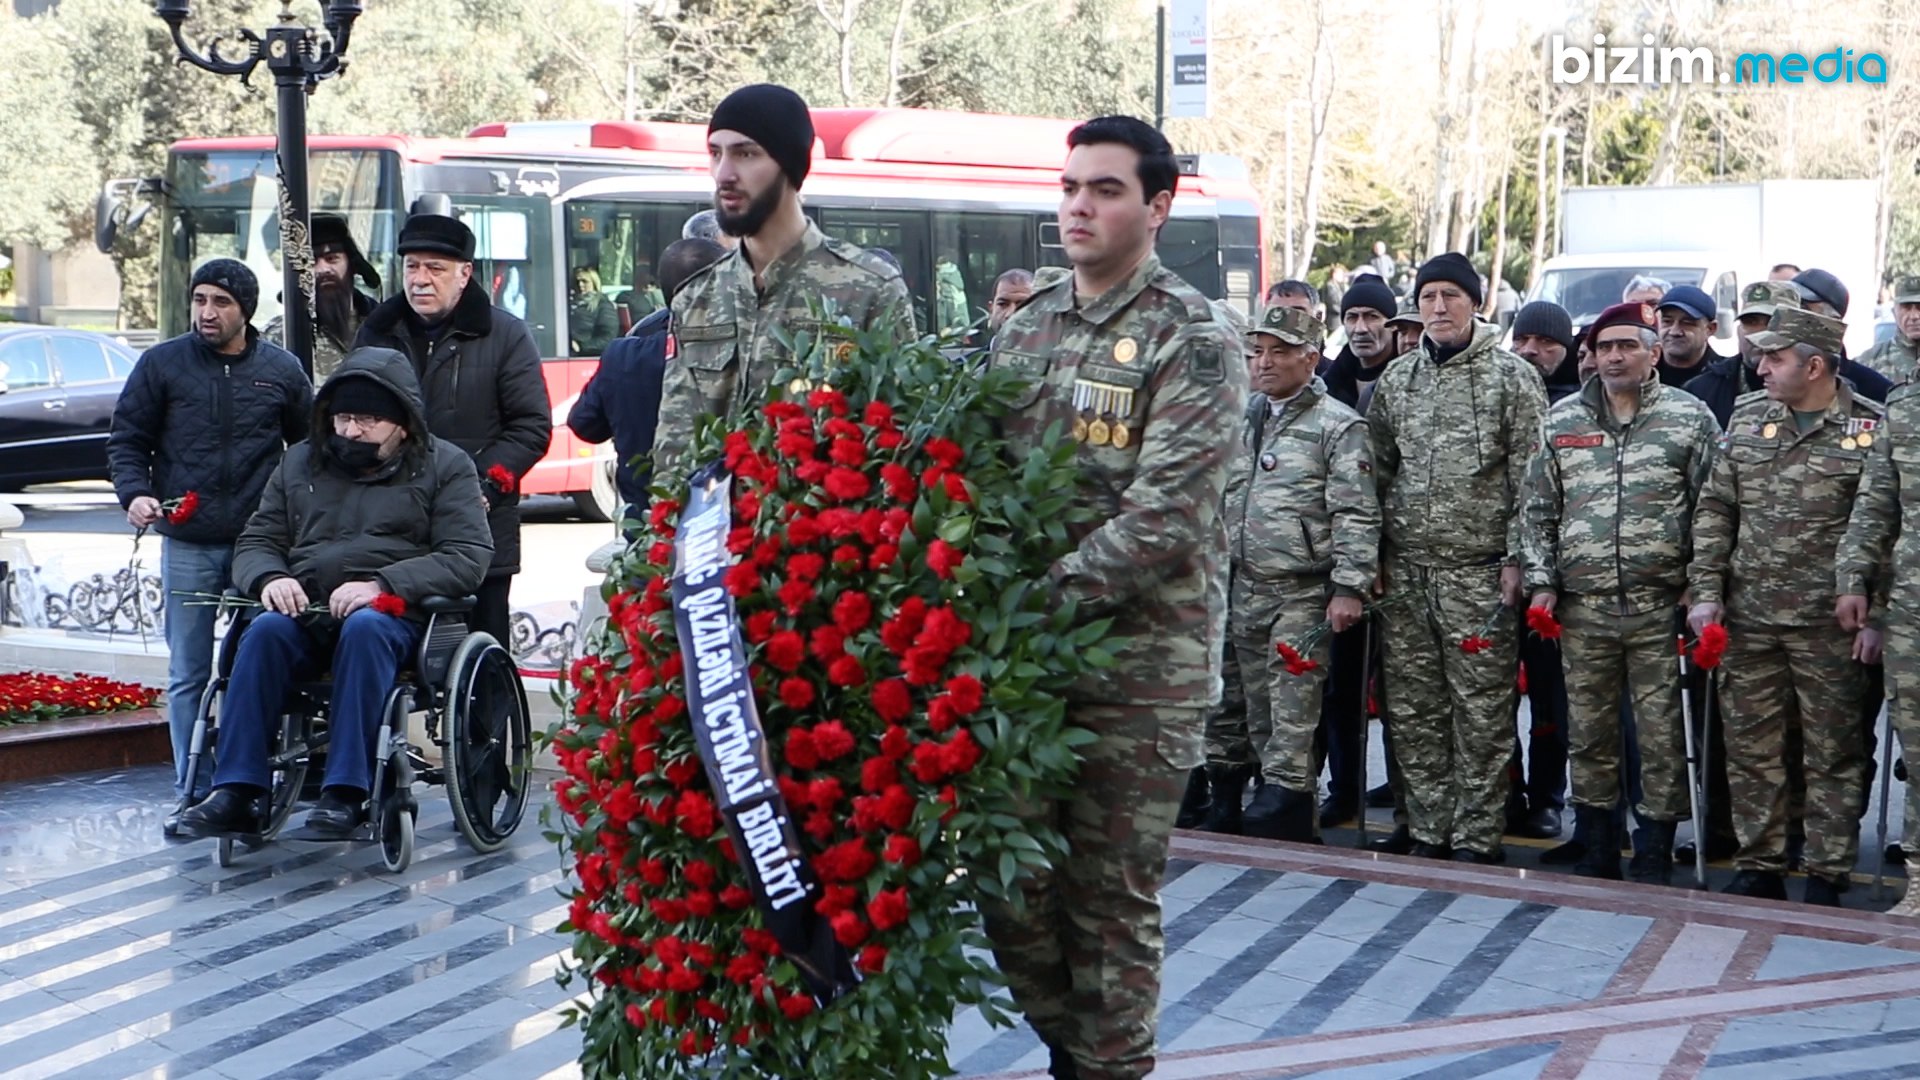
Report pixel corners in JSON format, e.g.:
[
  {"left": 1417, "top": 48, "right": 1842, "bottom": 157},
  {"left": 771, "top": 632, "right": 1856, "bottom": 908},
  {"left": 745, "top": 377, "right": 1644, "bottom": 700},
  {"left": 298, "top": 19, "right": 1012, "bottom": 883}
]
[{"left": 278, "top": 822, "right": 378, "bottom": 844}]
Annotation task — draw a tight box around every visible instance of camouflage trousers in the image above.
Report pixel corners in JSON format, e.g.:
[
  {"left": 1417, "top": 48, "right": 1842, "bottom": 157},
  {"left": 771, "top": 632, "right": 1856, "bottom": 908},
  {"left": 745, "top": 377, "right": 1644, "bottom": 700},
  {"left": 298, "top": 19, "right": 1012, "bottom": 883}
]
[
  {"left": 1211, "top": 581, "right": 1334, "bottom": 791},
  {"left": 1203, "top": 635, "right": 1250, "bottom": 767},
  {"left": 1718, "top": 621, "right": 1867, "bottom": 879},
  {"left": 1378, "top": 560, "right": 1518, "bottom": 856},
  {"left": 1882, "top": 624, "right": 1920, "bottom": 865},
  {"left": 1558, "top": 597, "right": 1689, "bottom": 821},
  {"left": 980, "top": 703, "right": 1202, "bottom": 1080}
]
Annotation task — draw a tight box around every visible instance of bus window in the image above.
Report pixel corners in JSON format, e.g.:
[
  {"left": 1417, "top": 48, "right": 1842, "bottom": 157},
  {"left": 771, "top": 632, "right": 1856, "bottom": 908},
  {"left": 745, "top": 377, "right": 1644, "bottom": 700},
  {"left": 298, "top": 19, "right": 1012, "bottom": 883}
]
[
  {"left": 1158, "top": 218, "right": 1221, "bottom": 298},
  {"left": 449, "top": 195, "right": 557, "bottom": 355},
  {"left": 564, "top": 198, "right": 705, "bottom": 354},
  {"left": 931, "top": 212, "right": 1031, "bottom": 346},
  {"left": 814, "top": 208, "right": 930, "bottom": 335}
]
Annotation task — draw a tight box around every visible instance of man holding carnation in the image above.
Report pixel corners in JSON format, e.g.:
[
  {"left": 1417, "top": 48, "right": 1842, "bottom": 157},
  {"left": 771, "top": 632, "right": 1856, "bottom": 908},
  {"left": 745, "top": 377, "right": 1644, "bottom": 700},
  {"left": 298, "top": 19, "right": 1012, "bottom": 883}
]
[
  {"left": 983, "top": 115, "right": 1245, "bottom": 1080},
  {"left": 1521, "top": 301, "right": 1719, "bottom": 883}
]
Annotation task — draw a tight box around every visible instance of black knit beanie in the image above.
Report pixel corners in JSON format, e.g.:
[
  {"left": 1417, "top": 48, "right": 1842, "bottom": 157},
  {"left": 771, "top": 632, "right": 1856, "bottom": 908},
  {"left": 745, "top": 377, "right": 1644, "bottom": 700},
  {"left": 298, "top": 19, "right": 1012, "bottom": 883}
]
[
  {"left": 709, "top": 84, "right": 815, "bottom": 190},
  {"left": 1512, "top": 300, "right": 1577, "bottom": 355},
  {"left": 1341, "top": 279, "right": 1398, "bottom": 320},
  {"left": 328, "top": 376, "right": 408, "bottom": 425},
  {"left": 1413, "top": 252, "right": 1482, "bottom": 307},
  {"left": 190, "top": 258, "right": 259, "bottom": 321}
]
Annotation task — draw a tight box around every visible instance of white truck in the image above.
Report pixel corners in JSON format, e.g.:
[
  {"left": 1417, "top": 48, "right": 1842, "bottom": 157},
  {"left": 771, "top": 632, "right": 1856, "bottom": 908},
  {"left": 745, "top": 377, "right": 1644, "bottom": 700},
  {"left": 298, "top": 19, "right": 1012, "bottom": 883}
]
[{"left": 1529, "top": 179, "right": 1880, "bottom": 357}]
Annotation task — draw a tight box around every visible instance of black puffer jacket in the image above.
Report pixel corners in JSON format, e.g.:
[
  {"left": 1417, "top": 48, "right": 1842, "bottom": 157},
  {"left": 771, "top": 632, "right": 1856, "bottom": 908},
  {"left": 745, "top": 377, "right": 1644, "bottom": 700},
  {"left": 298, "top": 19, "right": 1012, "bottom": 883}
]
[
  {"left": 106, "top": 329, "right": 312, "bottom": 544},
  {"left": 354, "top": 279, "right": 551, "bottom": 575},
  {"left": 232, "top": 348, "right": 492, "bottom": 619}
]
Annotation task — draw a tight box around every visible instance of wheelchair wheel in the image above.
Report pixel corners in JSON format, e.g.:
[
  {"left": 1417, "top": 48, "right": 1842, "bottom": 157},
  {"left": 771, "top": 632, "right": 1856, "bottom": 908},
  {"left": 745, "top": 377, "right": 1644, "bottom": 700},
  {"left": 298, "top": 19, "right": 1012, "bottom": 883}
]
[
  {"left": 443, "top": 633, "right": 532, "bottom": 854},
  {"left": 379, "top": 798, "right": 414, "bottom": 872}
]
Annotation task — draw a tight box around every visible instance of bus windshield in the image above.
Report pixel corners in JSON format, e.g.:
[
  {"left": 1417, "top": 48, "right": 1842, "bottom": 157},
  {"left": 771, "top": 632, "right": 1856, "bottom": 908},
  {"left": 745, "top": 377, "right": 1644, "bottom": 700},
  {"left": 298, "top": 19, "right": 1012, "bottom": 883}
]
[{"left": 159, "top": 149, "right": 400, "bottom": 338}]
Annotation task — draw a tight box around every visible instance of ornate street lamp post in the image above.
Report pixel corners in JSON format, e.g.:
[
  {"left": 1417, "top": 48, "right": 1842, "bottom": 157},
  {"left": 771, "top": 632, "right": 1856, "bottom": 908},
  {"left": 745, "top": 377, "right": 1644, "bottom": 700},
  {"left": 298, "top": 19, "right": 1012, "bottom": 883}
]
[{"left": 153, "top": 0, "right": 362, "bottom": 379}]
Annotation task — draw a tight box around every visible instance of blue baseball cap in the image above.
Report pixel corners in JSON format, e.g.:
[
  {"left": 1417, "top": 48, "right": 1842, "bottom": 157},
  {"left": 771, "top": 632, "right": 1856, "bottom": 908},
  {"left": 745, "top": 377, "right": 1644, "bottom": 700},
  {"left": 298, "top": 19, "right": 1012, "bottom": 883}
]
[{"left": 1656, "top": 285, "right": 1716, "bottom": 322}]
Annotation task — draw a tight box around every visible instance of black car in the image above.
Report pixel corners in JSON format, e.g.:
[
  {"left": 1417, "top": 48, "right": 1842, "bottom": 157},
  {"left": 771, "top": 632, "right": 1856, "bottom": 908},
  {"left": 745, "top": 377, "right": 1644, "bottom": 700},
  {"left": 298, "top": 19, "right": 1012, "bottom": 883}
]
[{"left": 0, "top": 325, "right": 140, "bottom": 490}]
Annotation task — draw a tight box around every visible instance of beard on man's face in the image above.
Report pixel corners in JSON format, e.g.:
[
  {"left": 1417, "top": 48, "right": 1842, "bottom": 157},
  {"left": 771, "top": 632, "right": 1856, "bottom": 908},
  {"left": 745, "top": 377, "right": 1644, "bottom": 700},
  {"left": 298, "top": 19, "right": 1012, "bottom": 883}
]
[
  {"left": 715, "top": 177, "right": 786, "bottom": 239},
  {"left": 315, "top": 273, "right": 354, "bottom": 341}
]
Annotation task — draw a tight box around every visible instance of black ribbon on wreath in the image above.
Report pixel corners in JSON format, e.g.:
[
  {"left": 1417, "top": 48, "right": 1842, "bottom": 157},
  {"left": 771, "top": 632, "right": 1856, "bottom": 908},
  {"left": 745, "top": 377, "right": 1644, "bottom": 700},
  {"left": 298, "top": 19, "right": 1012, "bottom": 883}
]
[{"left": 671, "top": 461, "right": 854, "bottom": 1003}]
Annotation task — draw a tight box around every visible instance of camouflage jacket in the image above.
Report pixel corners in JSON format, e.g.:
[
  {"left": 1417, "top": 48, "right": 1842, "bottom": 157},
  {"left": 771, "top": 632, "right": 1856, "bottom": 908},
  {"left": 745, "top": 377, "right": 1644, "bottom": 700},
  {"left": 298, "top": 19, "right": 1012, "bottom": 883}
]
[
  {"left": 1225, "top": 376, "right": 1378, "bottom": 603},
  {"left": 1522, "top": 375, "right": 1718, "bottom": 613},
  {"left": 1691, "top": 384, "right": 1883, "bottom": 625},
  {"left": 1856, "top": 335, "right": 1919, "bottom": 386},
  {"left": 658, "top": 220, "right": 914, "bottom": 473},
  {"left": 989, "top": 255, "right": 1246, "bottom": 707},
  {"left": 1837, "top": 379, "right": 1918, "bottom": 619},
  {"left": 1367, "top": 322, "right": 1548, "bottom": 568},
  {"left": 264, "top": 293, "right": 369, "bottom": 385}
]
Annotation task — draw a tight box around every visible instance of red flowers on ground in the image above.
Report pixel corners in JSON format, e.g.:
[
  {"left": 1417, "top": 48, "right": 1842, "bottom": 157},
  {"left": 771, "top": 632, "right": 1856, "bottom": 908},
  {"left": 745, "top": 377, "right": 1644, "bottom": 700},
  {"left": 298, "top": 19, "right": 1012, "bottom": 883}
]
[{"left": 0, "top": 673, "right": 159, "bottom": 726}]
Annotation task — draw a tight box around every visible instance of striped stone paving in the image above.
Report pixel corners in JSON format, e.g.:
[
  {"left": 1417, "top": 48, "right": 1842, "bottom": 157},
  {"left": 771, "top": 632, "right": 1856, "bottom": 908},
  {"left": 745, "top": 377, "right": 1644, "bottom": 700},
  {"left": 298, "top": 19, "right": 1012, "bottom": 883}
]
[{"left": 4, "top": 764, "right": 1919, "bottom": 1079}]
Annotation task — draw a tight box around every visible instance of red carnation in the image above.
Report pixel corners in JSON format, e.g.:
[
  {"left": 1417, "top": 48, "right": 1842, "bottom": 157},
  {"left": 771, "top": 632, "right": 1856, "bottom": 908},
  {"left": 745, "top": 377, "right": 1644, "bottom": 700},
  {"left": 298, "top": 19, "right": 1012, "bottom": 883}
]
[
  {"left": 817, "top": 838, "right": 877, "bottom": 882},
  {"left": 684, "top": 859, "right": 717, "bottom": 888},
  {"left": 720, "top": 884, "right": 753, "bottom": 910},
  {"left": 369, "top": 592, "right": 407, "bottom": 617},
  {"left": 779, "top": 992, "right": 816, "bottom": 1020},
  {"left": 830, "top": 437, "right": 867, "bottom": 467},
  {"left": 785, "top": 726, "right": 820, "bottom": 770},
  {"left": 778, "top": 577, "right": 816, "bottom": 615},
  {"left": 725, "top": 563, "right": 761, "bottom": 598},
  {"left": 824, "top": 466, "right": 872, "bottom": 502},
  {"left": 1276, "top": 641, "right": 1319, "bottom": 676},
  {"left": 676, "top": 790, "right": 719, "bottom": 838},
  {"left": 163, "top": 490, "right": 200, "bottom": 525},
  {"left": 878, "top": 725, "right": 910, "bottom": 762},
  {"left": 775, "top": 429, "right": 817, "bottom": 460},
  {"left": 945, "top": 673, "right": 984, "bottom": 714},
  {"left": 745, "top": 610, "right": 779, "bottom": 644},
  {"left": 726, "top": 953, "right": 764, "bottom": 984},
  {"left": 1525, "top": 607, "right": 1563, "bottom": 641},
  {"left": 831, "top": 909, "right": 870, "bottom": 947},
  {"left": 648, "top": 498, "right": 681, "bottom": 534},
  {"left": 833, "top": 591, "right": 874, "bottom": 634},
  {"left": 1517, "top": 664, "right": 1529, "bottom": 694},
  {"left": 727, "top": 525, "right": 756, "bottom": 554},
  {"left": 868, "top": 544, "right": 899, "bottom": 570},
  {"left": 665, "top": 758, "right": 700, "bottom": 788},
  {"left": 808, "top": 776, "right": 845, "bottom": 808},
  {"left": 803, "top": 808, "right": 836, "bottom": 842},
  {"left": 883, "top": 833, "right": 921, "bottom": 866},
  {"left": 941, "top": 729, "right": 983, "bottom": 775},
  {"left": 685, "top": 889, "right": 717, "bottom": 917},
  {"left": 1460, "top": 635, "right": 1494, "bottom": 654},
  {"left": 766, "top": 630, "right": 805, "bottom": 672},
  {"left": 787, "top": 514, "right": 824, "bottom": 546},
  {"left": 942, "top": 472, "right": 971, "bottom": 503},
  {"left": 828, "top": 655, "right": 867, "bottom": 687},
  {"left": 867, "top": 887, "right": 910, "bottom": 932},
  {"left": 1692, "top": 623, "right": 1729, "bottom": 670},
  {"left": 881, "top": 463, "right": 917, "bottom": 504},
  {"left": 810, "top": 624, "right": 848, "bottom": 662},
  {"left": 648, "top": 541, "right": 673, "bottom": 565},
  {"left": 872, "top": 678, "right": 912, "bottom": 722},
  {"left": 812, "top": 719, "right": 857, "bottom": 761},
  {"left": 809, "top": 387, "right": 850, "bottom": 415},
  {"left": 862, "top": 400, "right": 895, "bottom": 429},
  {"left": 815, "top": 883, "right": 858, "bottom": 916},
  {"left": 787, "top": 552, "right": 827, "bottom": 582},
  {"left": 911, "top": 740, "right": 948, "bottom": 783},
  {"left": 857, "top": 944, "right": 889, "bottom": 974},
  {"left": 862, "top": 754, "right": 900, "bottom": 792},
  {"left": 928, "top": 695, "right": 959, "bottom": 732},
  {"left": 486, "top": 464, "right": 517, "bottom": 493},
  {"left": 925, "top": 437, "right": 964, "bottom": 468}
]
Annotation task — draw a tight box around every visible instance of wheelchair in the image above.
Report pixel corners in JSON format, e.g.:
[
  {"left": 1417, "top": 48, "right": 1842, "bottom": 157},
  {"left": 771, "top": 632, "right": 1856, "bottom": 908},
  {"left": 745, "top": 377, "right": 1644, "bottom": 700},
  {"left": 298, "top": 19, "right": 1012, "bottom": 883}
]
[{"left": 179, "top": 594, "right": 533, "bottom": 872}]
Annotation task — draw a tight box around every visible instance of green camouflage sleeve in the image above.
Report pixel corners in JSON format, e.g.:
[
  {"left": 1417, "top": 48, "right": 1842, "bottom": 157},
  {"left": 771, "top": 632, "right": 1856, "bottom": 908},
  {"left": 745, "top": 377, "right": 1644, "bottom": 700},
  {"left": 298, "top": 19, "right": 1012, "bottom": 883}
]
[
  {"left": 873, "top": 275, "right": 917, "bottom": 344},
  {"left": 653, "top": 344, "right": 704, "bottom": 481},
  {"left": 1326, "top": 417, "right": 1380, "bottom": 597},
  {"left": 1837, "top": 430, "right": 1896, "bottom": 599},
  {"left": 1504, "top": 364, "right": 1549, "bottom": 565},
  {"left": 1688, "top": 438, "right": 1739, "bottom": 606},
  {"left": 1052, "top": 326, "right": 1246, "bottom": 613},
  {"left": 1520, "top": 439, "right": 1562, "bottom": 594},
  {"left": 1365, "top": 368, "right": 1400, "bottom": 515},
  {"left": 1682, "top": 410, "right": 1718, "bottom": 571}
]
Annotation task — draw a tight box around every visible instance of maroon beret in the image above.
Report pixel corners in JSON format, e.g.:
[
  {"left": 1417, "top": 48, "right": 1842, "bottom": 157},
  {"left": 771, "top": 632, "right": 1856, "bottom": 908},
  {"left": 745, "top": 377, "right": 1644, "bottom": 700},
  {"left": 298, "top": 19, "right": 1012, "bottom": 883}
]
[{"left": 1585, "top": 301, "right": 1658, "bottom": 349}]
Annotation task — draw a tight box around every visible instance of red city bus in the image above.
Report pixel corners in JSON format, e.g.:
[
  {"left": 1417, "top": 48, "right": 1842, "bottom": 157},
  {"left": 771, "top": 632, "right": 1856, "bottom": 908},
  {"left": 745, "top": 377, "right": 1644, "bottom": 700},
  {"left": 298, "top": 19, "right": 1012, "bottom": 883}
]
[{"left": 109, "top": 109, "right": 1266, "bottom": 520}]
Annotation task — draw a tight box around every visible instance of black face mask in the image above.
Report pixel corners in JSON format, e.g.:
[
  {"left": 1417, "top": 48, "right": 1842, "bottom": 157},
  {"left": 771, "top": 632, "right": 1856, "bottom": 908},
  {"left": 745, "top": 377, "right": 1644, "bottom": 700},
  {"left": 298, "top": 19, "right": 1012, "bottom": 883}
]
[{"left": 328, "top": 433, "right": 385, "bottom": 471}]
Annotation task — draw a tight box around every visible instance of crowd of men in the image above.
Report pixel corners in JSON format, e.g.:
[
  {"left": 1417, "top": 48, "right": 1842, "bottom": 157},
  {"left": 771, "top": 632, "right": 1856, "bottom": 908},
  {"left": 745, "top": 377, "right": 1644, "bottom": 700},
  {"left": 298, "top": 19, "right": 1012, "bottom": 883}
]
[{"left": 107, "top": 75, "right": 1920, "bottom": 1080}]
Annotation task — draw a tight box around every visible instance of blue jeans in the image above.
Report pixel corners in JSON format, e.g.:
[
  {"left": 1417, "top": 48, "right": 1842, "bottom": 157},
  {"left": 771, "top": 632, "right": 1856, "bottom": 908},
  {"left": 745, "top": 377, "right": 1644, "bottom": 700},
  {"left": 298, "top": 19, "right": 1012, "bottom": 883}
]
[
  {"left": 162, "top": 538, "right": 234, "bottom": 799},
  {"left": 211, "top": 610, "right": 422, "bottom": 795}
]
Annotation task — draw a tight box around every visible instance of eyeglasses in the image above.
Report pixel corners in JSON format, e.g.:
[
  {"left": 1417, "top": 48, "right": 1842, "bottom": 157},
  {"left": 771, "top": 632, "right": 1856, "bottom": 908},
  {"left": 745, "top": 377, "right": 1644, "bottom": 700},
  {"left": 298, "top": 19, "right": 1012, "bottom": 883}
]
[{"left": 334, "top": 413, "right": 393, "bottom": 430}]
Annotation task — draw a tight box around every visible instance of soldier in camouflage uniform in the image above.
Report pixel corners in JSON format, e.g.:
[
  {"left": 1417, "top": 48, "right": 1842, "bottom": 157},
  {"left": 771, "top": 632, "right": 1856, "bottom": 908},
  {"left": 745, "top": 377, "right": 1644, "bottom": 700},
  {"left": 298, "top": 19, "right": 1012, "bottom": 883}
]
[
  {"left": 1218, "top": 306, "right": 1379, "bottom": 843},
  {"left": 1522, "top": 301, "right": 1719, "bottom": 883},
  {"left": 1368, "top": 252, "right": 1548, "bottom": 864},
  {"left": 1838, "top": 294, "right": 1920, "bottom": 917},
  {"left": 658, "top": 85, "right": 914, "bottom": 475},
  {"left": 982, "top": 116, "right": 1244, "bottom": 1080},
  {"left": 1689, "top": 306, "right": 1878, "bottom": 905},
  {"left": 263, "top": 214, "right": 378, "bottom": 382},
  {"left": 1856, "top": 275, "right": 1920, "bottom": 385}
]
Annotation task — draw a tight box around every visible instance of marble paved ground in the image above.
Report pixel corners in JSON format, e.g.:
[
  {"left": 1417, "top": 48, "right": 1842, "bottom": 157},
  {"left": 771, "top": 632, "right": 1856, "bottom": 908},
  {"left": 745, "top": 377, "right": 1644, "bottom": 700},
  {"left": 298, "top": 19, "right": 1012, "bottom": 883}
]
[{"left": 5, "top": 765, "right": 1920, "bottom": 1079}]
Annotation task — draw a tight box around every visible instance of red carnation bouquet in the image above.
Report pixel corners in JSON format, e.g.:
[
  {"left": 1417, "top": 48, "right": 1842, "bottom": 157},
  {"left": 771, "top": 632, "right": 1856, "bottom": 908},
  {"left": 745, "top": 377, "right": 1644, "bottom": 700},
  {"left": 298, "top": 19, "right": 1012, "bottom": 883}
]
[{"left": 548, "top": 319, "right": 1112, "bottom": 1077}]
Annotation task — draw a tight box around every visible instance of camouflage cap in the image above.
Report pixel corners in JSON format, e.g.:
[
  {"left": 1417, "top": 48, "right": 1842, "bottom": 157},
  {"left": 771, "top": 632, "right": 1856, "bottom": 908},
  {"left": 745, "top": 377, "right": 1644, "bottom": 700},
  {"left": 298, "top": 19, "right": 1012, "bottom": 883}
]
[
  {"left": 1737, "top": 279, "right": 1803, "bottom": 320},
  {"left": 1894, "top": 275, "right": 1920, "bottom": 304},
  {"left": 1249, "top": 304, "right": 1326, "bottom": 348},
  {"left": 1386, "top": 294, "right": 1425, "bottom": 327},
  {"left": 1746, "top": 306, "right": 1846, "bottom": 356}
]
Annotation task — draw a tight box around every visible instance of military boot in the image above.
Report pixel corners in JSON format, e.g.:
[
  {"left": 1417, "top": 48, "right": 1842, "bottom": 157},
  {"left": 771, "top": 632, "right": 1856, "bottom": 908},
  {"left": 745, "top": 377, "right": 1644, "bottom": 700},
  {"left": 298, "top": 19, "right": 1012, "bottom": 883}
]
[
  {"left": 1174, "top": 767, "right": 1211, "bottom": 829},
  {"left": 1722, "top": 870, "right": 1788, "bottom": 901},
  {"left": 1367, "top": 824, "right": 1414, "bottom": 855},
  {"left": 1199, "top": 765, "right": 1250, "bottom": 835},
  {"left": 1629, "top": 820, "right": 1677, "bottom": 886},
  {"left": 1802, "top": 874, "right": 1846, "bottom": 908},
  {"left": 1242, "top": 785, "right": 1316, "bottom": 844},
  {"left": 1572, "top": 806, "right": 1623, "bottom": 880}
]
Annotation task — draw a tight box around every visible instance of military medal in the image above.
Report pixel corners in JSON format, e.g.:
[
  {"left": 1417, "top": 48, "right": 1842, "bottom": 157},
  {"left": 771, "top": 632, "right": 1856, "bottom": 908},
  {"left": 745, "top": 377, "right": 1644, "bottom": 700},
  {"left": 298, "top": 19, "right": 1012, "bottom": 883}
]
[
  {"left": 789, "top": 377, "right": 813, "bottom": 395},
  {"left": 1113, "top": 337, "right": 1138, "bottom": 364},
  {"left": 1860, "top": 433, "right": 1874, "bottom": 447},
  {"left": 1112, "top": 422, "right": 1131, "bottom": 449},
  {"left": 1072, "top": 417, "right": 1089, "bottom": 442},
  {"left": 1260, "top": 452, "right": 1277, "bottom": 471},
  {"left": 1843, "top": 436, "right": 1859, "bottom": 450},
  {"left": 1087, "top": 418, "right": 1111, "bottom": 446},
  {"left": 1762, "top": 422, "right": 1778, "bottom": 439}
]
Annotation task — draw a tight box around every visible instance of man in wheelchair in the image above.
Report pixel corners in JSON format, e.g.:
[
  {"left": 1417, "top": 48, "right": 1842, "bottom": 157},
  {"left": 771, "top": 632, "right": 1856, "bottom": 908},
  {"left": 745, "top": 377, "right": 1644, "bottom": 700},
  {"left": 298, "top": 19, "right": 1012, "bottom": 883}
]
[{"left": 175, "top": 347, "right": 493, "bottom": 839}]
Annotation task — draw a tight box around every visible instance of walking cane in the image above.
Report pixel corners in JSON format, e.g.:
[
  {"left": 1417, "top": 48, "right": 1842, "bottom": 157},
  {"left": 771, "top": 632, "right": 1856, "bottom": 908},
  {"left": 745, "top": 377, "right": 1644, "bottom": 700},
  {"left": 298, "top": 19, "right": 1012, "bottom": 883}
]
[
  {"left": 1356, "top": 616, "right": 1373, "bottom": 849},
  {"left": 1677, "top": 636, "right": 1708, "bottom": 889},
  {"left": 1875, "top": 700, "right": 1896, "bottom": 903}
]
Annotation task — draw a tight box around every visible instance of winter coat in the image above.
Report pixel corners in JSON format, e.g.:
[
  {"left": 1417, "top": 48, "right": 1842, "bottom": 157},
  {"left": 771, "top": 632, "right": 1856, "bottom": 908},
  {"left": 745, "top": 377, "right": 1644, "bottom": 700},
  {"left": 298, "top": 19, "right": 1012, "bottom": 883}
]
[
  {"left": 354, "top": 278, "right": 551, "bottom": 576},
  {"left": 567, "top": 307, "right": 668, "bottom": 512},
  {"left": 232, "top": 348, "right": 492, "bottom": 619},
  {"left": 106, "top": 328, "right": 312, "bottom": 545}
]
